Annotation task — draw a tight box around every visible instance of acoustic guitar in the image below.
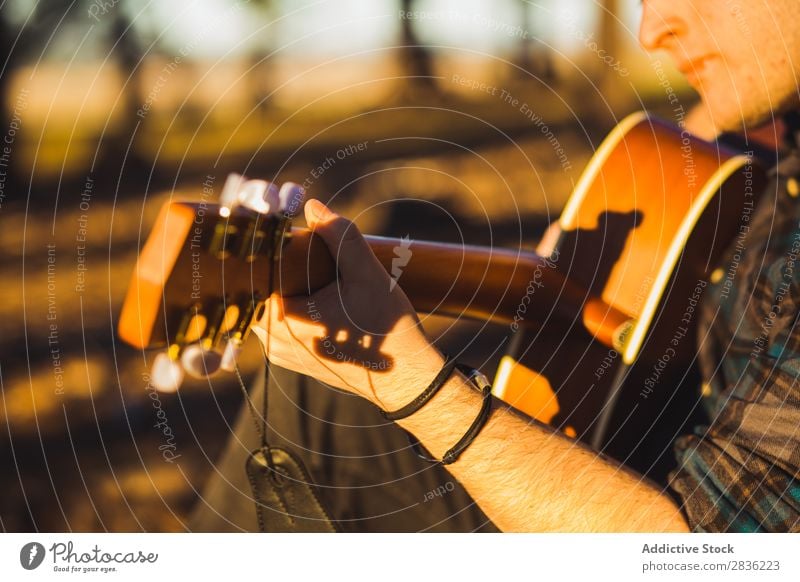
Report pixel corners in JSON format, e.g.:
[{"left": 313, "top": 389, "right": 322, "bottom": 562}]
[{"left": 118, "top": 112, "right": 765, "bottom": 455}]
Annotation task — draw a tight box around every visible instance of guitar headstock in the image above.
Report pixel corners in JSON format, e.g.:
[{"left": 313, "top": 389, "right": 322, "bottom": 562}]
[{"left": 119, "top": 174, "right": 311, "bottom": 392}]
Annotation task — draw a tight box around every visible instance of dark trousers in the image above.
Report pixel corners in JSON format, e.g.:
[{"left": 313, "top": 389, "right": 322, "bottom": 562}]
[{"left": 189, "top": 365, "right": 497, "bottom": 532}]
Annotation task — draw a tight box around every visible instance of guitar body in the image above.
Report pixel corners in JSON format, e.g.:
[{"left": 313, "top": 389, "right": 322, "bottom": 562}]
[
  {"left": 117, "top": 112, "right": 765, "bottom": 475},
  {"left": 493, "top": 113, "right": 764, "bottom": 469}
]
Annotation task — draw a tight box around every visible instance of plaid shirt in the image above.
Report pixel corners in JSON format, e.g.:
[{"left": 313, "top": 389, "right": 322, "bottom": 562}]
[{"left": 669, "top": 138, "right": 800, "bottom": 532}]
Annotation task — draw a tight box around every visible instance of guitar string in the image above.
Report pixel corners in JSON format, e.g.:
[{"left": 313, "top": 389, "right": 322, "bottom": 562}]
[{"left": 232, "top": 214, "right": 278, "bottom": 472}]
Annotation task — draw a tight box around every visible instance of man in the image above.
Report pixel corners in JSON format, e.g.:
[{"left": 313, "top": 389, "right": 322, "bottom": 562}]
[{"left": 191, "top": 1, "right": 800, "bottom": 532}]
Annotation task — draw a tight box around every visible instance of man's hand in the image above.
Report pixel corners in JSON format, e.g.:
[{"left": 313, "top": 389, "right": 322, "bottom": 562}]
[{"left": 252, "top": 199, "right": 444, "bottom": 410}]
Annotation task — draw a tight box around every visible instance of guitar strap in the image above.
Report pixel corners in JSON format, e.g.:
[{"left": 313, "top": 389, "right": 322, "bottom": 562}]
[
  {"left": 231, "top": 359, "right": 337, "bottom": 532},
  {"left": 244, "top": 392, "right": 339, "bottom": 532},
  {"left": 237, "top": 218, "right": 338, "bottom": 533}
]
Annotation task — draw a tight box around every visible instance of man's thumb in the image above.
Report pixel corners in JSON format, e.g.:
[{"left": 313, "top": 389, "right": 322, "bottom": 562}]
[{"left": 304, "top": 199, "right": 378, "bottom": 281}]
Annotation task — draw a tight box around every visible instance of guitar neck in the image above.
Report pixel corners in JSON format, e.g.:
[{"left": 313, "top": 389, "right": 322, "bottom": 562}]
[
  {"left": 279, "top": 229, "right": 629, "bottom": 345},
  {"left": 118, "top": 201, "right": 631, "bottom": 351}
]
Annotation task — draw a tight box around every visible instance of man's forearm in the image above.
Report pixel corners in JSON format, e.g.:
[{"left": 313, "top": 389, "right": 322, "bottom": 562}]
[{"left": 388, "top": 367, "right": 690, "bottom": 533}]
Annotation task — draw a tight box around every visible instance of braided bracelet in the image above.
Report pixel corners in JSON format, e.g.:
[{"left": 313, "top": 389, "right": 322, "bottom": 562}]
[
  {"left": 407, "top": 365, "right": 494, "bottom": 465},
  {"left": 380, "top": 355, "right": 458, "bottom": 421}
]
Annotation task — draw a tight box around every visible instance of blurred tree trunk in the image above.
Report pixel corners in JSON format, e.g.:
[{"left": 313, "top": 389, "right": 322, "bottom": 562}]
[
  {"left": 0, "top": 13, "right": 18, "bottom": 202},
  {"left": 516, "top": 0, "right": 533, "bottom": 73},
  {"left": 599, "top": 0, "right": 620, "bottom": 62},
  {"left": 0, "top": 4, "right": 48, "bottom": 200},
  {"left": 515, "top": 0, "right": 554, "bottom": 80},
  {"left": 246, "top": 0, "right": 277, "bottom": 116},
  {"left": 111, "top": 12, "right": 144, "bottom": 125},
  {"left": 598, "top": 0, "right": 623, "bottom": 101},
  {"left": 399, "top": 0, "right": 437, "bottom": 96},
  {"left": 107, "top": 9, "right": 150, "bottom": 175}
]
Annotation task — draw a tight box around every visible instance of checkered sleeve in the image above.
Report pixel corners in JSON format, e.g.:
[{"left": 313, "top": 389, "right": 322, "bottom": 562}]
[
  {"left": 670, "top": 428, "right": 800, "bottom": 531},
  {"left": 669, "top": 335, "right": 800, "bottom": 532}
]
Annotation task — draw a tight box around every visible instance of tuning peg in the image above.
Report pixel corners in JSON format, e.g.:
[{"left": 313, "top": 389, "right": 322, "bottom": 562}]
[
  {"left": 236, "top": 179, "right": 270, "bottom": 214},
  {"left": 265, "top": 182, "right": 280, "bottom": 214},
  {"left": 150, "top": 352, "right": 185, "bottom": 393},
  {"left": 180, "top": 342, "right": 223, "bottom": 378},
  {"left": 278, "top": 182, "right": 305, "bottom": 217},
  {"left": 237, "top": 180, "right": 281, "bottom": 215},
  {"left": 219, "top": 338, "right": 243, "bottom": 372},
  {"left": 219, "top": 173, "right": 246, "bottom": 217}
]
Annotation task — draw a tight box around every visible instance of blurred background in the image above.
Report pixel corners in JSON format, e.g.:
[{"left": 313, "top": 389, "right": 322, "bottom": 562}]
[{"left": 0, "top": 0, "right": 699, "bottom": 531}]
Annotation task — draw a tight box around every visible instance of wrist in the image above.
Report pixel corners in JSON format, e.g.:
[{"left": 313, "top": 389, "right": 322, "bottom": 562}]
[
  {"left": 395, "top": 369, "right": 484, "bottom": 461},
  {"left": 370, "top": 343, "right": 447, "bottom": 411}
]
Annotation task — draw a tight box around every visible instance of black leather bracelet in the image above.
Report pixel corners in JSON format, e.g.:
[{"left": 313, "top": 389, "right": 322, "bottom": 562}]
[
  {"left": 380, "top": 354, "right": 458, "bottom": 421},
  {"left": 408, "top": 365, "right": 494, "bottom": 465}
]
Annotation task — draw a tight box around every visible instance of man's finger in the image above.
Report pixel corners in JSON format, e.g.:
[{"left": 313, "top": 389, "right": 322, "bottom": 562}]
[{"left": 304, "top": 199, "right": 383, "bottom": 282}]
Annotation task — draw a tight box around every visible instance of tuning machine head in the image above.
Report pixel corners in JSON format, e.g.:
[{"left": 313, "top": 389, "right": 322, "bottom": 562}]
[
  {"left": 150, "top": 351, "right": 185, "bottom": 393},
  {"left": 149, "top": 296, "right": 262, "bottom": 389},
  {"left": 219, "top": 338, "right": 244, "bottom": 372},
  {"left": 239, "top": 180, "right": 280, "bottom": 215},
  {"left": 180, "top": 342, "right": 224, "bottom": 379},
  {"left": 219, "top": 173, "right": 245, "bottom": 217},
  {"left": 218, "top": 174, "right": 306, "bottom": 219},
  {"left": 278, "top": 182, "right": 306, "bottom": 217},
  {"left": 147, "top": 341, "right": 224, "bottom": 392}
]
